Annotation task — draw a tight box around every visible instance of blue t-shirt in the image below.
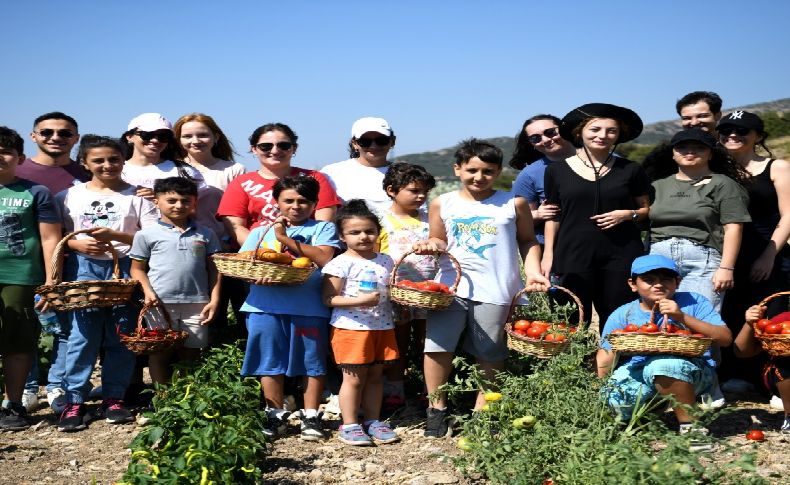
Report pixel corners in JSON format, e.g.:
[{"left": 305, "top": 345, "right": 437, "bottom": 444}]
[
  {"left": 240, "top": 220, "right": 340, "bottom": 318},
  {"left": 599, "top": 292, "right": 724, "bottom": 368},
  {"left": 511, "top": 157, "right": 552, "bottom": 243}
]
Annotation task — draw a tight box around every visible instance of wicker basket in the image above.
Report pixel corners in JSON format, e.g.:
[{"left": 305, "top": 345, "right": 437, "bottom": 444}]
[
  {"left": 505, "top": 285, "right": 584, "bottom": 359},
  {"left": 606, "top": 302, "right": 713, "bottom": 358},
  {"left": 754, "top": 291, "right": 790, "bottom": 357},
  {"left": 389, "top": 249, "right": 461, "bottom": 310},
  {"left": 35, "top": 229, "right": 139, "bottom": 311},
  {"left": 212, "top": 224, "right": 316, "bottom": 284},
  {"left": 119, "top": 301, "right": 188, "bottom": 355}
]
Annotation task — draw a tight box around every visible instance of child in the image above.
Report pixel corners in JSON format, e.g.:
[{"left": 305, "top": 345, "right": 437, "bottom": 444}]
[
  {"left": 322, "top": 199, "right": 400, "bottom": 446},
  {"left": 56, "top": 135, "right": 158, "bottom": 432},
  {"left": 413, "top": 138, "right": 548, "bottom": 438},
  {"left": 734, "top": 305, "right": 790, "bottom": 434},
  {"left": 0, "top": 127, "right": 61, "bottom": 431},
  {"left": 597, "top": 255, "right": 733, "bottom": 443},
  {"left": 377, "top": 163, "right": 436, "bottom": 412},
  {"left": 129, "top": 177, "right": 222, "bottom": 384},
  {"left": 240, "top": 175, "right": 339, "bottom": 441}
]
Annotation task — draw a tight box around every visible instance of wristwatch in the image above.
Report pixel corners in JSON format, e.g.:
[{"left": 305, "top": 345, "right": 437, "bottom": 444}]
[{"left": 631, "top": 210, "right": 638, "bottom": 222}]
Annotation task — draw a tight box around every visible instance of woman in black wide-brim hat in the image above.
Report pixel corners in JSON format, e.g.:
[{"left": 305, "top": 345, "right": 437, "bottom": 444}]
[{"left": 543, "top": 103, "right": 651, "bottom": 330}]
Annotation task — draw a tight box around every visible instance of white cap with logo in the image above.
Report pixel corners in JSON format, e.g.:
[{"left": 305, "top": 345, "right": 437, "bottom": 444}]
[
  {"left": 127, "top": 113, "right": 172, "bottom": 132},
  {"left": 351, "top": 117, "right": 392, "bottom": 138}
]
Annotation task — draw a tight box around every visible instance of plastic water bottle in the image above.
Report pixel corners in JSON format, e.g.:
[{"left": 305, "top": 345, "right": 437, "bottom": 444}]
[
  {"left": 358, "top": 268, "right": 379, "bottom": 294},
  {"left": 33, "top": 295, "right": 59, "bottom": 334}
]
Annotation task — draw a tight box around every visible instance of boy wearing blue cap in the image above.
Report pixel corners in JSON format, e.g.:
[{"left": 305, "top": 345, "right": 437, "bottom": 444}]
[{"left": 597, "top": 255, "right": 732, "bottom": 437}]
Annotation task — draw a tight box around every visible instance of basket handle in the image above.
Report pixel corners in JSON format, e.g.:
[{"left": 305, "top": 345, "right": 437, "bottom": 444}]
[
  {"left": 505, "top": 284, "right": 585, "bottom": 329},
  {"left": 758, "top": 291, "right": 790, "bottom": 308},
  {"left": 50, "top": 228, "right": 122, "bottom": 285},
  {"left": 389, "top": 248, "right": 462, "bottom": 292},
  {"left": 136, "top": 301, "right": 175, "bottom": 333},
  {"left": 248, "top": 222, "right": 291, "bottom": 261}
]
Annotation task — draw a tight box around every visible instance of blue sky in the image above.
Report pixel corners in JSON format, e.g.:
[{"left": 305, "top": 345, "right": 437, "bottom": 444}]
[{"left": 4, "top": 1, "right": 788, "bottom": 170}]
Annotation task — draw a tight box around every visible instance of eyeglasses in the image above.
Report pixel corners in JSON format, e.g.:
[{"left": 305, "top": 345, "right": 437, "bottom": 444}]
[
  {"left": 136, "top": 130, "right": 172, "bottom": 142},
  {"left": 355, "top": 136, "right": 391, "bottom": 148},
  {"left": 255, "top": 141, "right": 294, "bottom": 152},
  {"left": 527, "top": 127, "right": 559, "bottom": 145},
  {"left": 36, "top": 129, "right": 75, "bottom": 139},
  {"left": 718, "top": 126, "right": 751, "bottom": 137}
]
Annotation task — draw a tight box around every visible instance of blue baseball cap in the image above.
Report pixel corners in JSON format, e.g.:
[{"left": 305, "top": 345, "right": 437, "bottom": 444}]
[{"left": 630, "top": 255, "right": 679, "bottom": 276}]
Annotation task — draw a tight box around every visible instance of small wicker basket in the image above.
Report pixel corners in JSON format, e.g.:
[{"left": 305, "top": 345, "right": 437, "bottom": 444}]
[
  {"left": 606, "top": 302, "right": 713, "bottom": 358},
  {"left": 35, "top": 229, "right": 139, "bottom": 311},
  {"left": 505, "top": 285, "right": 584, "bottom": 359},
  {"left": 754, "top": 291, "right": 790, "bottom": 357},
  {"left": 119, "top": 301, "right": 188, "bottom": 355},
  {"left": 389, "top": 249, "right": 461, "bottom": 310},
  {"left": 212, "top": 224, "right": 316, "bottom": 284}
]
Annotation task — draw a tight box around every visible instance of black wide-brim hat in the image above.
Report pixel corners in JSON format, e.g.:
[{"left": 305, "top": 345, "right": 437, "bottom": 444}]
[{"left": 560, "top": 103, "right": 643, "bottom": 147}]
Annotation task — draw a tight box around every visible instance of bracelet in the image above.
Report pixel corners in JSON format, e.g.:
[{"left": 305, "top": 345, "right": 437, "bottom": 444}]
[{"left": 719, "top": 266, "right": 735, "bottom": 271}]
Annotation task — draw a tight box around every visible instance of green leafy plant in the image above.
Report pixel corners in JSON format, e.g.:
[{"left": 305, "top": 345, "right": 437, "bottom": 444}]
[{"left": 514, "top": 291, "right": 577, "bottom": 324}]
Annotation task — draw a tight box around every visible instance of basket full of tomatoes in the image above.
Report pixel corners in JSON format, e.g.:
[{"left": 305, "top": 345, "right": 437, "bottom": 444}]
[
  {"left": 505, "top": 286, "right": 584, "bottom": 359},
  {"left": 606, "top": 302, "right": 712, "bottom": 358},
  {"left": 119, "top": 302, "right": 188, "bottom": 355},
  {"left": 389, "top": 249, "right": 460, "bottom": 310},
  {"left": 753, "top": 291, "right": 790, "bottom": 357}
]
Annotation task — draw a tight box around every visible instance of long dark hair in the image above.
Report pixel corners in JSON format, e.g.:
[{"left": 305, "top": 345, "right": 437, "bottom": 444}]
[
  {"left": 642, "top": 142, "right": 751, "bottom": 185},
  {"left": 510, "top": 114, "right": 562, "bottom": 170}
]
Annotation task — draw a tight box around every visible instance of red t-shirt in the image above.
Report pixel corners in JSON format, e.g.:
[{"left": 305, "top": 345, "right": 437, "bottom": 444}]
[{"left": 216, "top": 168, "right": 341, "bottom": 230}]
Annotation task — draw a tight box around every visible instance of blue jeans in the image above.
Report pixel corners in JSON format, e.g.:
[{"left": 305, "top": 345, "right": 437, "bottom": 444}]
[
  {"left": 650, "top": 237, "right": 723, "bottom": 312},
  {"left": 24, "top": 311, "right": 70, "bottom": 393},
  {"left": 62, "top": 254, "right": 136, "bottom": 404}
]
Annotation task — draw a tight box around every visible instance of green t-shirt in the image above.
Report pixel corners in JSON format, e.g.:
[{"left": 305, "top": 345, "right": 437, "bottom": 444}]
[
  {"left": 0, "top": 179, "right": 60, "bottom": 285},
  {"left": 649, "top": 174, "right": 751, "bottom": 253}
]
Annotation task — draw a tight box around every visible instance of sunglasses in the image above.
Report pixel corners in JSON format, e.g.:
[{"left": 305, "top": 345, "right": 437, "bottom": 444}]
[
  {"left": 355, "top": 135, "right": 391, "bottom": 148},
  {"left": 718, "top": 126, "right": 751, "bottom": 137},
  {"left": 136, "top": 130, "right": 172, "bottom": 142},
  {"left": 527, "top": 127, "right": 559, "bottom": 145},
  {"left": 37, "top": 129, "right": 75, "bottom": 139},
  {"left": 255, "top": 141, "right": 294, "bottom": 152}
]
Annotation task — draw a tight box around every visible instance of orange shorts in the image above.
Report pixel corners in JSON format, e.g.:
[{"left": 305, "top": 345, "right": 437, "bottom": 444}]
[{"left": 330, "top": 327, "right": 399, "bottom": 367}]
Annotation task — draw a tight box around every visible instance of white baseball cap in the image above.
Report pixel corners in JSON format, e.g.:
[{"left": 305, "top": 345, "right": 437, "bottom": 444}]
[
  {"left": 127, "top": 113, "right": 172, "bottom": 132},
  {"left": 351, "top": 117, "right": 393, "bottom": 138}
]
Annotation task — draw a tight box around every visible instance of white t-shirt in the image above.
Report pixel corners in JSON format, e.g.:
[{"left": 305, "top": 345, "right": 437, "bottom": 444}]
[
  {"left": 322, "top": 253, "right": 394, "bottom": 330},
  {"left": 182, "top": 159, "right": 246, "bottom": 191},
  {"left": 320, "top": 158, "right": 390, "bottom": 215},
  {"left": 122, "top": 160, "right": 206, "bottom": 189},
  {"left": 56, "top": 183, "right": 159, "bottom": 259}
]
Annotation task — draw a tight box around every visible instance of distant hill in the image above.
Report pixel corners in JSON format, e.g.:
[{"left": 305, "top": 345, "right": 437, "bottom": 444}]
[{"left": 395, "top": 98, "right": 790, "bottom": 178}]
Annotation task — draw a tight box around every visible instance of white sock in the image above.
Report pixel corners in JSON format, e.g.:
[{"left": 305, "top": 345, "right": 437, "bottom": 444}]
[
  {"left": 303, "top": 408, "right": 318, "bottom": 419},
  {"left": 341, "top": 423, "right": 358, "bottom": 429}
]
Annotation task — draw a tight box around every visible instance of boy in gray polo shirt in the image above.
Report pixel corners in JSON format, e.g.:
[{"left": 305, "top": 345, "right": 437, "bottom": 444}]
[{"left": 130, "top": 177, "right": 221, "bottom": 384}]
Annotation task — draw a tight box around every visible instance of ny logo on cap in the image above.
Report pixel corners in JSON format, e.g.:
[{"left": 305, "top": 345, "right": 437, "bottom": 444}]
[{"left": 729, "top": 111, "right": 744, "bottom": 120}]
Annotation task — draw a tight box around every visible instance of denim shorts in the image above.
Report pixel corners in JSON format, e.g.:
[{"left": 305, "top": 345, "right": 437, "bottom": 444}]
[
  {"left": 241, "top": 312, "right": 329, "bottom": 377},
  {"left": 425, "top": 296, "right": 510, "bottom": 362},
  {"left": 650, "top": 237, "right": 723, "bottom": 311}
]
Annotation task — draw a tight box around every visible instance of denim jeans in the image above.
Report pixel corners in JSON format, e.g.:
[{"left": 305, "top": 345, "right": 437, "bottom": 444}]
[
  {"left": 24, "top": 311, "right": 70, "bottom": 393},
  {"left": 650, "top": 237, "right": 723, "bottom": 312},
  {"left": 62, "top": 254, "right": 136, "bottom": 404}
]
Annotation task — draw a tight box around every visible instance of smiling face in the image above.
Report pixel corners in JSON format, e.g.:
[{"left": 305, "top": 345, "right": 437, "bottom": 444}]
[
  {"left": 275, "top": 188, "right": 316, "bottom": 225},
  {"left": 628, "top": 270, "right": 680, "bottom": 305},
  {"left": 353, "top": 131, "right": 394, "bottom": 166},
  {"left": 719, "top": 127, "right": 760, "bottom": 154},
  {"left": 252, "top": 129, "right": 295, "bottom": 175},
  {"left": 580, "top": 118, "right": 620, "bottom": 152},
  {"left": 31, "top": 118, "right": 79, "bottom": 158},
  {"left": 339, "top": 216, "right": 379, "bottom": 253},
  {"left": 127, "top": 130, "right": 171, "bottom": 160},
  {"left": 679, "top": 102, "right": 720, "bottom": 132},
  {"left": 672, "top": 141, "right": 712, "bottom": 170},
  {"left": 179, "top": 121, "right": 217, "bottom": 159},
  {"left": 525, "top": 119, "right": 567, "bottom": 159},
  {"left": 82, "top": 147, "right": 124, "bottom": 182},
  {"left": 454, "top": 156, "right": 501, "bottom": 199}
]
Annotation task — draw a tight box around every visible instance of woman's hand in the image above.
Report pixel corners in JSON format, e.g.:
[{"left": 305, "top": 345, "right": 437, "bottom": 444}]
[
  {"left": 535, "top": 201, "right": 560, "bottom": 221},
  {"left": 712, "top": 267, "right": 735, "bottom": 292},
  {"left": 135, "top": 186, "right": 155, "bottom": 201},
  {"left": 749, "top": 251, "right": 775, "bottom": 282},
  {"left": 590, "top": 210, "right": 630, "bottom": 230},
  {"left": 540, "top": 254, "right": 553, "bottom": 278}
]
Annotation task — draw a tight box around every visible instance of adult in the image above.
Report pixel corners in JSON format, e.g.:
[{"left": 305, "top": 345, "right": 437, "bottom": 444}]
[
  {"left": 718, "top": 111, "right": 790, "bottom": 399},
  {"left": 677, "top": 91, "right": 723, "bottom": 133},
  {"left": 510, "top": 115, "right": 576, "bottom": 244},
  {"left": 543, "top": 103, "right": 651, "bottom": 329},
  {"left": 217, "top": 123, "right": 340, "bottom": 246},
  {"left": 320, "top": 117, "right": 396, "bottom": 216}
]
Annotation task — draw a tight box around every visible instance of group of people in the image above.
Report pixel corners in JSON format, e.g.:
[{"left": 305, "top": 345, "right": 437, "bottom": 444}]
[{"left": 0, "top": 89, "right": 787, "bottom": 449}]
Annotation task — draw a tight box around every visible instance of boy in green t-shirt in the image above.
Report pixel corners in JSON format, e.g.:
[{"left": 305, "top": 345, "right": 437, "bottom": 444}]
[{"left": 0, "top": 127, "right": 61, "bottom": 431}]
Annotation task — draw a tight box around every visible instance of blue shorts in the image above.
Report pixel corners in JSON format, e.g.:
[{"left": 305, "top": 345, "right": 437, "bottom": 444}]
[
  {"left": 603, "top": 355, "right": 716, "bottom": 420},
  {"left": 241, "top": 312, "right": 328, "bottom": 377}
]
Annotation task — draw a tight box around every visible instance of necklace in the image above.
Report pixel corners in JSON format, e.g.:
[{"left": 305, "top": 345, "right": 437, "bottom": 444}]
[{"left": 580, "top": 146, "right": 617, "bottom": 216}]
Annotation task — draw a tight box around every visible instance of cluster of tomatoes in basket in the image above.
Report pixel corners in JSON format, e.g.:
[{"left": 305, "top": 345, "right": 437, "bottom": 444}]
[
  {"left": 754, "top": 318, "right": 790, "bottom": 335},
  {"left": 396, "top": 279, "right": 451, "bottom": 294},
  {"left": 237, "top": 249, "right": 312, "bottom": 268},
  {"left": 132, "top": 328, "right": 180, "bottom": 339},
  {"left": 610, "top": 323, "right": 706, "bottom": 337},
  {"left": 511, "top": 319, "right": 576, "bottom": 342}
]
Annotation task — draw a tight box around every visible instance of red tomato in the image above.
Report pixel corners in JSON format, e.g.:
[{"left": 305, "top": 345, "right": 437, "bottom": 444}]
[
  {"left": 781, "top": 328, "right": 790, "bottom": 335},
  {"left": 639, "top": 323, "right": 659, "bottom": 333},
  {"left": 746, "top": 429, "right": 765, "bottom": 441},
  {"left": 674, "top": 329, "right": 692, "bottom": 336},
  {"left": 624, "top": 324, "right": 639, "bottom": 333},
  {"left": 755, "top": 319, "right": 772, "bottom": 333},
  {"left": 692, "top": 333, "right": 705, "bottom": 337},
  {"left": 437, "top": 283, "right": 451, "bottom": 294},
  {"left": 781, "top": 322, "right": 790, "bottom": 331},
  {"left": 611, "top": 329, "right": 625, "bottom": 334},
  {"left": 554, "top": 323, "right": 568, "bottom": 330},
  {"left": 513, "top": 328, "right": 529, "bottom": 337},
  {"left": 526, "top": 327, "right": 546, "bottom": 339},
  {"left": 544, "top": 333, "right": 567, "bottom": 342},
  {"left": 398, "top": 280, "right": 417, "bottom": 289},
  {"left": 569, "top": 327, "right": 578, "bottom": 333},
  {"left": 665, "top": 324, "right": 678, "bottom": 334},
  {"left": 766, "top": 323, "right": 784, "bottom": 335},
  {"left": 531, "top": 322, "right": 550, "bottom": 333},
  {"left": 513, "top": 320, "right": 531, "bottom": 332}
]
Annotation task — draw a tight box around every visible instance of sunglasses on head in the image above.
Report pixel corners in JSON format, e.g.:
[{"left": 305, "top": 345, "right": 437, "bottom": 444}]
[
  {"left": 718, "top": 126, "right": 751, "bottom": 137},
  {"left": 355, "top": 135, "right": 391, "bottom": 148},
  {"left": 37, "top": 129, "right": 74, "bottom": 139},
  {"left": 136, "top": 130, "right": 172, "bottom": 142},
  {"left": 527, "top": 127, "right": 559, "bottom": 145},
  {"left": 255, "top": 141, "right": 294, "bottom": 152}
]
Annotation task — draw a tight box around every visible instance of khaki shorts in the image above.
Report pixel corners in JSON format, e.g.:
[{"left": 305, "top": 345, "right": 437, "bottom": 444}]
[{"left": 144, "top": 302, "right": 209, "bottom": 349}]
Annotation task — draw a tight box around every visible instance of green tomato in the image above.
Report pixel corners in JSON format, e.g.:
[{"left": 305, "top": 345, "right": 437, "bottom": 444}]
[{"left": 456, "top": 437, "right": 472, "bottom": 451}]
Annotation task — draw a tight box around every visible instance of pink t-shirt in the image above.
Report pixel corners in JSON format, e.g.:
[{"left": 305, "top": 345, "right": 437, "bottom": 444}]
[{"left": 16, "top": 158, "right": 90, "bottom": 195}]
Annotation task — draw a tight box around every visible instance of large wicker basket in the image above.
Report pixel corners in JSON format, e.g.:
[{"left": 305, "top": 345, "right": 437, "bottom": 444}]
[
  {"left": 389, "top": 249, "right": 461, "bottom": 310},
  {"left": 754, "top": 291, "right": 790, "bottom": 357},
  {"left": 505, "top": 285, "right": 584, "bottom": 359},
  {"left": 606, "top": 302, "right": 713, "bottom": 358},
  {"left": 35, "top": 229, "right": 139, "bottom": 311},
  {"left": 119, "top": 301, "right": 188, "bottom": 355},
  {"left": 212, "top": 224, "right": 316, "bottom": 284}
]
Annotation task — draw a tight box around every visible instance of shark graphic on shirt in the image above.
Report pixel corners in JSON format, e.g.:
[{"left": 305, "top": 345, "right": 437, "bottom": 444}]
[{"left": 450, "top": 216, "right": 498, "bottom": 259}]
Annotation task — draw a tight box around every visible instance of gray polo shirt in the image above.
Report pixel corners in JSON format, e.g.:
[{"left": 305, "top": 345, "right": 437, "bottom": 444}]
[{"left": 130, "top": 220, "right": 221, "bottom": 303}]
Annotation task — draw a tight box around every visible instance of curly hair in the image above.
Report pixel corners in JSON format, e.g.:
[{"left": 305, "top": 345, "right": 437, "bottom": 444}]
[{"left": 642, "top": 141, "right": 750, "bottom": 185}]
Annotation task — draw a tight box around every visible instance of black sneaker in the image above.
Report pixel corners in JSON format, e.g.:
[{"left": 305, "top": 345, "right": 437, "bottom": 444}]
[
  {"left": 100, "top": 398, "right": 134, "bottom": 424},
  {"left": 300, "top": 415, "right": 326, "bottom": 441},
  {"left": 424, "top": 407, "right": 450, "bottom": 438},
  {"left": 0, "top": 402, "right": 30, "bottom": 431},
  {"left": 58, "top": 403, "right": 87, "bottom": 432},
  {"left": 263, "top": 412, "right": 289, "bottom": 439}
]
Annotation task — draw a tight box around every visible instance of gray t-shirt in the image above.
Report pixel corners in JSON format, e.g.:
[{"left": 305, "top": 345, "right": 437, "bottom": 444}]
[
  {"left": 650, "top": 174, "right": 751, "bottom": 253},
  {"left": 130, "top": 220, "right": 221, "bottom": 303}
]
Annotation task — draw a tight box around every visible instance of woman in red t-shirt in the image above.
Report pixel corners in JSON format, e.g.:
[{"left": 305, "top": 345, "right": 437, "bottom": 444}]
[{"left": 217, "top": 123, "right": 341, "bottom": 246}]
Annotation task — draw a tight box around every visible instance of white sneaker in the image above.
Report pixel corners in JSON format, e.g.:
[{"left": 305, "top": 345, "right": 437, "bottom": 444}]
[
  {"left": 21, "top": 390, "right": 39, "bottom": 412},
  {"left": 699, "top": 394, "right": 725, "bottom": 410},
  {"left": 770, "top": 395, "right": 784, "bottom": 411},
  {"left": 323, "top": 394, "right": 341, "bottom": 415},
  {"left": 46, "top": 388, "right": 66, "bottom": 415}
]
